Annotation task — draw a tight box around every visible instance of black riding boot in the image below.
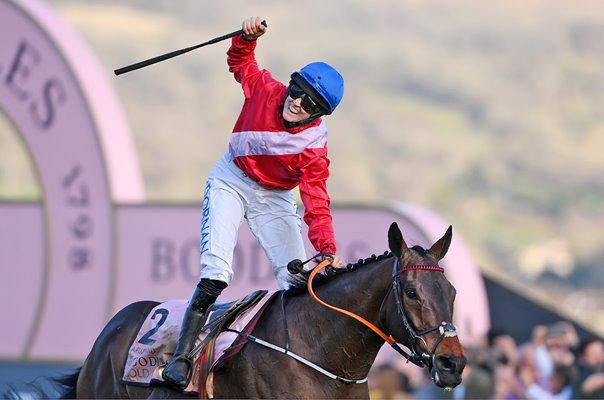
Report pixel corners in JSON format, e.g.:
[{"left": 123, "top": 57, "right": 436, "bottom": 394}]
[{"left": 162, "top": 278, "right": 227, "bottom": 390}]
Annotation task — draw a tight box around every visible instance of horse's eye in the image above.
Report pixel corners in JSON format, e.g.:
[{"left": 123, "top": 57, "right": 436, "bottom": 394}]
[{"left": 405, "top": 288, "right": 418, "bottom": 300}]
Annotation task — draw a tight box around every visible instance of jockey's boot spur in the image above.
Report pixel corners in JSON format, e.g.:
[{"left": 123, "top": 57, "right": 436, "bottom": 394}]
[{"left": 162, "top": 279, "right": 227, "bottom": 390}]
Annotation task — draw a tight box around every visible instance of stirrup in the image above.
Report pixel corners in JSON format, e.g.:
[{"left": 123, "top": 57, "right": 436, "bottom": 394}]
[{"left": 162, "top": 355, "right": 193, "bottom": 390}]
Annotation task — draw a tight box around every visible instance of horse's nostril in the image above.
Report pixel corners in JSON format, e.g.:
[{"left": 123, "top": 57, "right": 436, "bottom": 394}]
[{"left": 436, "top": 355, "right": 457, "bottom": 373}]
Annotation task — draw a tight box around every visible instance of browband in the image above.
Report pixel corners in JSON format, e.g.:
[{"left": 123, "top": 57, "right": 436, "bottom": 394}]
[{"left": 397, "top": 265, "right": 444, "bottom": 274}]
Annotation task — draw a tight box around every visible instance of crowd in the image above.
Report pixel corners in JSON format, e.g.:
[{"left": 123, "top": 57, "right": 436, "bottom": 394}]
[{"left": 368, "top": 321, "right": 604, "bottom": 399}]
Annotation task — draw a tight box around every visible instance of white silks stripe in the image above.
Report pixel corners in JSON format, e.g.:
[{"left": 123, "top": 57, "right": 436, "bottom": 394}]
[{"left": 229, "top": 122, "right": 328, "bottom": 157}]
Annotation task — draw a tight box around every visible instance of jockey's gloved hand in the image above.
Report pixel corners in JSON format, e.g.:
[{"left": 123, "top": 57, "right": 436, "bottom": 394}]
[{"left": 321, "top": 253, "right": 345, "bottom": 268}]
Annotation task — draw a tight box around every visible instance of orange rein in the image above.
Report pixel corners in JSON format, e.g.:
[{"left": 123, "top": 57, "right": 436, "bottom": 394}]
[{"left": 307, "top": 260, "right": 396, "bottom": 346}]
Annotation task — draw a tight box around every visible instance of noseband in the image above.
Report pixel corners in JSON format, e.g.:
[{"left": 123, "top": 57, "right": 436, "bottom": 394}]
[{"left": 390, "top": 257, "right": 458, "bottom": 369}]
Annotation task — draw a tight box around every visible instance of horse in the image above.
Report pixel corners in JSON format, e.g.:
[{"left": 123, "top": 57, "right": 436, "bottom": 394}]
[{"left": 44, "top": 222, "right": 466, "bottom": 398}]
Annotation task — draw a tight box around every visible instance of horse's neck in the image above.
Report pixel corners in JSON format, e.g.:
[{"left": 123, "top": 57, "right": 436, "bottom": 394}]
[
  {"left": 291, "top": 259, "right": 394, "bottom": 378},
  {"left": 313, "top": 259, "right": 393, "bottom": 318}
]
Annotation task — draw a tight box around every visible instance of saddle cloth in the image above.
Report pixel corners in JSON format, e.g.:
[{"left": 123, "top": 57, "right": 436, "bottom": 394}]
[{"left": 122, "top": 290, "right": 276, "bottom": 395}]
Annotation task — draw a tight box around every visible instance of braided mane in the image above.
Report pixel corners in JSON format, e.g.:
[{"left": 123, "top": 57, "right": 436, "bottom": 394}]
[{"left": 285, "top": 251, "right": 393, "bottom": 295}]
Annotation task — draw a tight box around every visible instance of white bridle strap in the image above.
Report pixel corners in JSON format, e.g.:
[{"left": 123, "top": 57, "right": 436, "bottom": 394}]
[{"left": 224, "top": 328, "right": 368, "bottom": 384}]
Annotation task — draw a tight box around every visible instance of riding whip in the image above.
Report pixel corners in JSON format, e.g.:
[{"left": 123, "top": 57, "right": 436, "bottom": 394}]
[{"left": 114, "top": 20, "right": 267, "bottom": 75}]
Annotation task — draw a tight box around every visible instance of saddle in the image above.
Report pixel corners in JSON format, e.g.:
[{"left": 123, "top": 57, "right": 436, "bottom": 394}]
[{"left": 122, "top": 290, "right": 275, "bottom": 396}]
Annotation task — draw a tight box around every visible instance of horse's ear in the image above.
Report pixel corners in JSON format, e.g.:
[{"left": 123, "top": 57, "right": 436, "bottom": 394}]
[
  {"left": 429, "top": 225, "right": 453, "bottom": 261},
  {"left": 388, "top": 222, "right": 409, "bottom": 256}
]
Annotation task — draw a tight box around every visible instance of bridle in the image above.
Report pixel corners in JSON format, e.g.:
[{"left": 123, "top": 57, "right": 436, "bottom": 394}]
[
  {"left": 390, "top": 257, "right": 459, "bottom": 369},
  {"left": 306, "top": 255, "right": 458, "bottom": 370},
  {"left": 229, "top": 253, "right": 460, "bottom": 385}
]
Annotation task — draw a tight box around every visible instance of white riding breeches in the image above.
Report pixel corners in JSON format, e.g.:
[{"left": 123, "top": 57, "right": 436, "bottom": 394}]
[{"left": 199, "top": 153, "right": 307, "bottom": 289}]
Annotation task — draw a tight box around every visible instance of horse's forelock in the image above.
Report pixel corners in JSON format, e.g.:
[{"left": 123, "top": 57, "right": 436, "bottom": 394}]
[{"left": 410, "top": 245, "right": 429, "bottom": 255}]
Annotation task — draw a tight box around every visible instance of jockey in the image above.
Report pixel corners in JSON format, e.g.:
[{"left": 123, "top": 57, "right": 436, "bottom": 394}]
[{"left": 163, "top": 16, "right": 345, "bottom": 389}]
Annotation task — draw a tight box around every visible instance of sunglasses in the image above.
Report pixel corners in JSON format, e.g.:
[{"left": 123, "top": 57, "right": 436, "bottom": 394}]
[{"left": 287, "top": 83, "right": 324, "bottom": 115}]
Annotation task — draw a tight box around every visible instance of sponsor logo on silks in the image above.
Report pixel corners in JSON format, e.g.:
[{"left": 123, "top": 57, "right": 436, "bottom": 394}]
[{"left": 200, "top": 183, "right": 211, "bottom": 255}]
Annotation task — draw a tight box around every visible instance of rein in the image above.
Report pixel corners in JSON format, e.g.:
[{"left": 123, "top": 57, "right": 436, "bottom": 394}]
[
  {"left": 308, "top": 260, "right": 426, "bottom": 368},
  {"left": 225, "top": 273, "right": 368, "bottom": 384},
  {"left": 308, "top": 257, "right": 458, "bottom": 370},
  {"left": 308, "top": 260, "right": 394, "bottom": 344},
  {"left": 229, "top": 254, "right": 458, "bottom": 385}
]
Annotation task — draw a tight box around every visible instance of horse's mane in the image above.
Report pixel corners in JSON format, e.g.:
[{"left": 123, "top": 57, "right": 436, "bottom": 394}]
[{"left": 284, "top": 251, "right": 394, "bottom": 296}]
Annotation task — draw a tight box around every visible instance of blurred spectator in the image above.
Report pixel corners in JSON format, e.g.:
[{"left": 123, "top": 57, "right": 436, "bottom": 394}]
[
  {"left": 485, "top": 329, "right": 525, "bottom": 399},
  {"left": 369, "top": 363, "right": 412, "bottom": 400},
  {"left": 443, "top": 346, "right": 494, "bottom": 400},
  {"left": 572, "top": 337, "right": 604, "bottom": 399},
  {"left": 483, "top": 329, "right": 519, "bottom": 373},
  {"left": 405, "top": 364, "right": 443, "bottom": 399},
  {"left": 520, "top": 364, "right": 573, "bottom": 399},
  {"left": 368, "top": 320, "right": 600, "bottom": 400},
  {"left": 530, "top": 325, "right": 558, "bottom": 384},
  {"left": 544, "top": 321, "right": 577, "bottom": 367},
  {"left": 493, "top": 360, "right": 525, "bottom": 400}
]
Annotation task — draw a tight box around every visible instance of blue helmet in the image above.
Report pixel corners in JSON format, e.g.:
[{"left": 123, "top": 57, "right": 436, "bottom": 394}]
[{"left": 291, "top": 62, "right": 344, "bottom": 115}]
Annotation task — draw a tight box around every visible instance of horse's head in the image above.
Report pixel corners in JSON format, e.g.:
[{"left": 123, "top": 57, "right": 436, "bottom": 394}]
[{"left": 381, "top": 222, "right": 466, "bottom": 390}]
